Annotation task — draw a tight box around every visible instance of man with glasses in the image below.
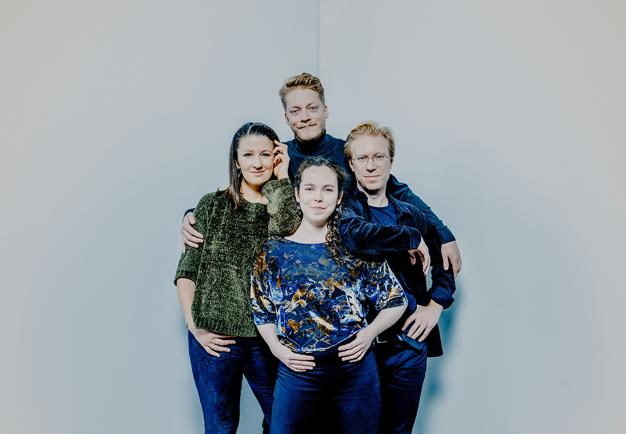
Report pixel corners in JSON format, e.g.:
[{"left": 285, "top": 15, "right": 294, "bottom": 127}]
[
  {"left": 338, "top": 121, "right": 456, "bottom": 434},
  {"left": 181, "top": 72, "right": 462, "bottom": 277}
]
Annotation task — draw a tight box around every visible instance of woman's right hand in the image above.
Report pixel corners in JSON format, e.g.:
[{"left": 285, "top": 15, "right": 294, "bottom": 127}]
[
  {"left": 191, "top": 327, "right": 236, "bottom": 357},
  {"left": 271, "top": 343, "right": 315, "bottom": 372}
]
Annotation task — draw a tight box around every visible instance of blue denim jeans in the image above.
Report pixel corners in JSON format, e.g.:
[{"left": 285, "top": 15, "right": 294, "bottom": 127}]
[
  {"left": 188, "top": 331, "right": 277, "bottom": 434},
  {"left": 375, "top": 339, "right": 428, "bottom": 434},
  {"left": 270, "top": 349, "right": 380, "bottom": 434}
]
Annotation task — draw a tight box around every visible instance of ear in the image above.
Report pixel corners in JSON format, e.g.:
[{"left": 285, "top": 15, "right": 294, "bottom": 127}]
[
  {"left": 284, "top": 111, "right": 290, "bottom": 124},
  {"left": 336, "top": 191, "right": 343, "bottom": 206},
  {"left": 322, "top": 105, "right": 329, "bottom": 120},
  {"left": 348, "top": 157, "right": 355, "bottom": 173},
  {"left": 294, "top": 188, "right": 300, "bottom": 204}
]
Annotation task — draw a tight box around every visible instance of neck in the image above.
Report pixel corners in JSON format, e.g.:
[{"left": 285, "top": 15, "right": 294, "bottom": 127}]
[
  {"left": 357, "top": 183, "right": 388, "bottom": 207},
  {"left": 288, "top": 219, "right": 328, "bottom": 243},
  {"left": 294, "top": 130, "right": 326, "bottom": 150},
  {"left": 240, "top": 180, "right": 266, "bottom": 204}
]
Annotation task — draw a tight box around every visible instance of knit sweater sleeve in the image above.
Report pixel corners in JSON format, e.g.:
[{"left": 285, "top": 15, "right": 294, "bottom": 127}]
[
  {"left": 262, "top": 179, "right": 301, "bottom": 236},
  {"left": 174, "top": 193, "right": 214, "bottom": 285}
]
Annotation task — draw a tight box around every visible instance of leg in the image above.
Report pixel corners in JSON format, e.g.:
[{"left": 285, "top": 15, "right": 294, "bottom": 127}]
[
  {"left": 243, "top": 338, "right": 279, "bottom": 434},
  {"left": 376, "top": 343, "right": 427, "bottom": 434},
  {"left": 188, "top": 331, "right": 244, "bottom": 434},
  {"left": 270, "top": 362, "right": 325, "bottom": 434},
  {"left": 332, "top": 351, "right": 381, "bottom": 434}
]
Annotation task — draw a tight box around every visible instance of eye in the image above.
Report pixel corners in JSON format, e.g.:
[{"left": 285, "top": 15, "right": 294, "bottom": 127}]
[
  {"left": 323, "top": 187, "right": 335, "bottom": 192},
  {"left": 289, "top": 110, "right": 300, "bottom": 115},
  {"left": 261, "top": 152, "right": 272, "bottom": 158},
  {"left": 374, "top": 154, "right": 387, "bottom": 162},
  {"left": 242, "top": 152, "right": 253, "bottom": 157},
  {"left": 355, "top": 156, "right": 367, "bottom": 163},
  {"left": 304, "top": 186, "right": 314, "bottom": 191}
]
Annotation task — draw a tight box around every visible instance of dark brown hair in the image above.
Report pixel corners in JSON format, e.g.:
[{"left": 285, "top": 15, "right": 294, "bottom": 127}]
[{"left": 224, "top": 122, "right": 280, "bottom": 209}]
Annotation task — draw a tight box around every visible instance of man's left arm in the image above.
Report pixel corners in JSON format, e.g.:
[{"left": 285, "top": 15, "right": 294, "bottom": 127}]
[{"left": 387, "top": 174, "right": 462, "bottom": 277}]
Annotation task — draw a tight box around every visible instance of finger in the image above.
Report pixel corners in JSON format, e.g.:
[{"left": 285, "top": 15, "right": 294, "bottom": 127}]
[
  {"left": 289, "top": 361, "right": 316, "bottom": 369},
  {"left": 338, "top": 344, "right": 364, "bottom": 358},
  {"left": 342, "top": 349, "right": 364, "bottom": 362},
  {"left": 418, "top": 324, "right": 434, "bottom": 342},
  {"left": 408, "top": 251, "right": 416, "bottom": 265},
  {"left": 183, "top": 232, "right": 204, "bottom": 244},
  {"left": 273, "top": 140, "right": 287, "bottom": 148},
  {"left": 290, "top": 353, "right": 315, "bottom": 361},
  {"left": 402, "top": 316, "right": 416, "bottom": 331},
  {"left": 408, "top": 320, "right": 422, "bottom": 339},
  {"left": 203, "top": 346, "right": 220, "bottom": 357},
  {"left": 338, "top": 340, "right": 359, "bottom": 351},
  {"left": 442, "top": 253, "right": 450, "bottom": 271},
  {"left": 212, "top": 338, "right": 236, "bottom": 346},
  {"left": 183, "top": 240, "right": 199, "bottom": 248},
  {"left": 210, "top": 344, "right": 232, "bottom": 353},
  {"left": 412, "top": 323, "right": 427, "bottom": 341}
]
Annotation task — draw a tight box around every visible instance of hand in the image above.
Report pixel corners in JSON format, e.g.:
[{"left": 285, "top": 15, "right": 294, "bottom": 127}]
[
  {"left": 271, "top": 343, "right": 315, "bottom": 372},
  {"left": 191, "top": 327, "right": 236, "bottom": 357},
  {"left": 338, "top": 328, "right": 375, "bottom": 363},
  {"left": 272, "top": 141, "right": 290, "bottom": 180},
  {"left": 182, "top": 212, "right": 203, "bottom": 249},
  {"left": 402, "top": 300, "right": 443, "bottom": 342},
  {"left": 408, "top": 238, "right": 430, "bottom": 276},
  {"left": 441, "top": 241, "right": 462, "bottom": 278}
]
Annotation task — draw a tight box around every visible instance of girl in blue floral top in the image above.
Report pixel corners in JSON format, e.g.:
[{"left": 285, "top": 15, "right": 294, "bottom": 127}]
[{"left": 251, "top": 157, "right": 407, "bottom": 434}]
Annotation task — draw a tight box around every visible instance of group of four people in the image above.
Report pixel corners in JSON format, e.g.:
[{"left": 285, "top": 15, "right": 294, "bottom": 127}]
[{"left": 174, "top": 73, "right": 462, "bottom": 434}]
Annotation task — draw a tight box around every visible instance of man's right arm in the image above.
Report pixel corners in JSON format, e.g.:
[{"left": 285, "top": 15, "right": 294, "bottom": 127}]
[{"left": 182, "top": 208, "right": 204, "bottom": 249}]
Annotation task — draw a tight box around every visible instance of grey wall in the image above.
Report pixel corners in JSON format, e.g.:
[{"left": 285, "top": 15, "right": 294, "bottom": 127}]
[
  {"left": 1, "top": 1, "right": 318, "bottom": 433},
  {"left": 320, "top": 1, "right": 626, "bottom": 433},
  {"left": 2, "top": 0, "right": 625, "bottom": 433}
]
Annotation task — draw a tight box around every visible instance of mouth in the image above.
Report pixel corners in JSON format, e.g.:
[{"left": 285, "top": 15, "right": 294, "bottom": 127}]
[{"left": 310, "top": 206, "right": 327, "bottom": 213}]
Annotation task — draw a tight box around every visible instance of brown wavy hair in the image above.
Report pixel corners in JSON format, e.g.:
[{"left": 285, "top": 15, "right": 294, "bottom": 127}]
[{"left": 293, "top": 157, "right": 348, "bottom": 263}]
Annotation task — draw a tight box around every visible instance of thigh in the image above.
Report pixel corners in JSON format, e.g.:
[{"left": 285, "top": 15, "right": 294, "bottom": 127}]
[
  {"left": 376, "top": 345, "right": 427, "bottom": 434},
  {"left": 188, "top": 331, "right": 244, "bottom": 434},
  {"left": 332, "top": 351, "right": 381, "bottom": 434},
  {"left": 243, "top": 339, "right": 278, "bottom": 429},
  {"left": 270, "top": 362, "right": 324, "bottom": 434}
]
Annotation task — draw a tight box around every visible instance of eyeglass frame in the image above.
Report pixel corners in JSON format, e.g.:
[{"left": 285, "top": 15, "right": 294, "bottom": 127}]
[{"left": 351, "top": 153, "right": 391, "bottom": 166}]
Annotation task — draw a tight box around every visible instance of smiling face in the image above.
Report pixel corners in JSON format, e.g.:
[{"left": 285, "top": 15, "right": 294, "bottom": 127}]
[
  {"left": 284, "top": 88, "right": 329, "bottom": 142},
  {"left": 348, "top": 134, "right": 393, "bottom": 195},
  {"left": 235, "top": 134, "right": 275, "bottom": 191},
  {"left": 295, "top": 165, "right": 342, "bottom": 227}
]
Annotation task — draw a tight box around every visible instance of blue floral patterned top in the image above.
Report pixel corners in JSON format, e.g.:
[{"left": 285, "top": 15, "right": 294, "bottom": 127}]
[{"left": 250, "top": 237, "right": 406, "bottom": 353}]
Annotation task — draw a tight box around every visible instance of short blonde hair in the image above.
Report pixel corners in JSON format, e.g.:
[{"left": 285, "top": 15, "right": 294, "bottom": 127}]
[
  {"left": 345, "top": 121, "right": 395, "bottom": 160},
  {"left": 279, "top": 72, "right": 326, "bottom": 109}
]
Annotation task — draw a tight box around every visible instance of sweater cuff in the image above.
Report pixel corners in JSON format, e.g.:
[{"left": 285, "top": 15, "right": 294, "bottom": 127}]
[
  {"left": 174, "top": 270, "right": 197, "bottom": 286},
  {"left": 262, "top": 178, "right": 293, "bottom": 195}
]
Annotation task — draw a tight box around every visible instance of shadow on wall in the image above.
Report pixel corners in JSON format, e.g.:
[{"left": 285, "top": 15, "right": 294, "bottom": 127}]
[{"left": 413, "top": 282, "right": 463, "bottom": 434}]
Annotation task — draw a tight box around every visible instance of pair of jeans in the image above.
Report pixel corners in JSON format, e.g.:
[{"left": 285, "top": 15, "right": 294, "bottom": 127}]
[
  {"left": 270, "top": 349, "right": 380, "bottom": 434},
  {"left": 375, "top": 338, "right": 428, "bottom": 434},
  {"left": 188, "top": 331, "right": 277, "bottom": 434}
]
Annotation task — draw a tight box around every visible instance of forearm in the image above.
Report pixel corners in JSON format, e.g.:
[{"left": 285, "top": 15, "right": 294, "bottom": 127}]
[
  {"left": 365, "top": 305, "right": 406, "bottom": 337},
  {"left": 256, "top": 323, "right": 282, "bottom": 351},
  {"left": 176, "top": 278, "right": 196, "bottom": 328}
]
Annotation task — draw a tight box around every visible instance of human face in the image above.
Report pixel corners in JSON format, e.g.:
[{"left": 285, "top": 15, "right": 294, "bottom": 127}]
[
  {"left": 348, "top": 135, "right": 393, "bottom": 195},
  {"left": 295, "top": 165, "right": 342, "bottom": 227},
  {"left": 284, "top": 88, "right": 329, "bottom": 142},
  {"left": 236, "top": 135, "right": 275, "bottom": 190}
]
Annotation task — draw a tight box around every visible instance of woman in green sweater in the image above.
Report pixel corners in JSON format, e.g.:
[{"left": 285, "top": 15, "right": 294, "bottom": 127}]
[{"left": 175, "top": 122, "right": 300, "bottom": 434}]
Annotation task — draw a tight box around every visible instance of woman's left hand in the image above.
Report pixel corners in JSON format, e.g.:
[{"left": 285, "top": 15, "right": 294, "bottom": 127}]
[
  {"left": 272, "top": 141, "right": 290, "bottom": 180},
  {"left": 338, "top": 328, "right": 375, "bottom": 363}
]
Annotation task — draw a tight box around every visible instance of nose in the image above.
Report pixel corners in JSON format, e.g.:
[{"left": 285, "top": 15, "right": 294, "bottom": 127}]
[
  {"left": 365, "top": 158, "right": 377, "bottom": 170},
  {"left": 314, "top": 189, "right": 324, "bottom": 201},
  {"left": 252, "top": 155, "right": 264, "bottom": 168}
]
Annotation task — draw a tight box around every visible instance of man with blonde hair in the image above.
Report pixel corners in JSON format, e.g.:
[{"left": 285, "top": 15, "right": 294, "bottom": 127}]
[{"left": 339, "top": 121, "right": 456, "bottom": 434}]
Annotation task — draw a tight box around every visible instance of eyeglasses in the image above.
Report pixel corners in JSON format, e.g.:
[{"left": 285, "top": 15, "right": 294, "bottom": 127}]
[{"left": 352, "top": 154, "right": 390, "bottom": 166}]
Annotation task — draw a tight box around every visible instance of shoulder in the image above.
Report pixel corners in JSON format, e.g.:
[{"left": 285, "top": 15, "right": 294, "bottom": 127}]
[{"left": 195, "top": 190, "right": 231, "bottom": 214}]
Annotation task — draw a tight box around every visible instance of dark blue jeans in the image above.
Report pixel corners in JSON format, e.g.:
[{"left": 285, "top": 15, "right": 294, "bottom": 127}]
[
  {"left": 375, "top": 339, "right": 428, "bottom": 434},
  {"left": 270, "top": 349, "right": 380, "bottom": 434},
  {"left": 188, "top": 331, "right": 277, "bottom": 434}
]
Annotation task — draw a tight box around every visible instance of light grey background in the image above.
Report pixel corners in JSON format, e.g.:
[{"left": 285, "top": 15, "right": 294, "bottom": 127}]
[{"left": 1, "top": 1, "right": 625, "bottom": 433}]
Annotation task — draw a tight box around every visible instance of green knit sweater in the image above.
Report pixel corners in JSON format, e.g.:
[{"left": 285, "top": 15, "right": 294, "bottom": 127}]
[{"left": 174, "top": 179, "right": 301, "bottom": 337}]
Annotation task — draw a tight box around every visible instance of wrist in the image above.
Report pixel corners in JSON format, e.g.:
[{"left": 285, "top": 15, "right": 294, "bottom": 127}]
[{"left": 427, "top": 300, "right": 443, "bottom": 312}]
